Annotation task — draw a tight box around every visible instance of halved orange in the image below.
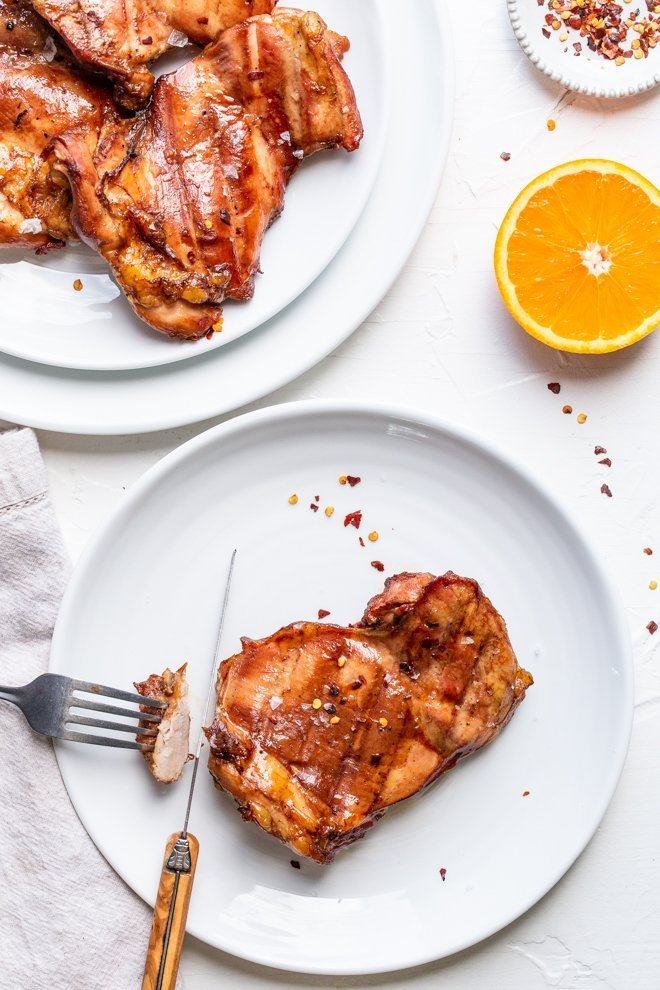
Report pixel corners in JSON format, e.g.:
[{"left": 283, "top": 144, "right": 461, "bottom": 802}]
[{"left": 494, "top": 160, "right": 660, "bottom": 353}]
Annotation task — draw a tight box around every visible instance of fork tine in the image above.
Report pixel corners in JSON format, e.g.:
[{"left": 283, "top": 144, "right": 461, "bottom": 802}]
[
  {"left": 71, "top": 679, "right": 167, "bottom": 709},
  {"left": 66, "top": 713, "right": 158, "bottom": 737},
  {"left": 60, "top": 728, "right": 154, "bottom": 751},
  {"left": 69, "top": 696, "right": 162, "bottom": 723}
]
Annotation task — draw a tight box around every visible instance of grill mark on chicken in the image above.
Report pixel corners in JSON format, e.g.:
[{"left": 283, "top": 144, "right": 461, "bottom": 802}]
[{"left": 207, "top": 572, "right": 533, "bottom": 863}]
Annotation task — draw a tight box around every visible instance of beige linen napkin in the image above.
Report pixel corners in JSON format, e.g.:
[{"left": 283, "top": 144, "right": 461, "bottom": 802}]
[{"left": 0, "top": 428, "right": 178, "bottom": 990}]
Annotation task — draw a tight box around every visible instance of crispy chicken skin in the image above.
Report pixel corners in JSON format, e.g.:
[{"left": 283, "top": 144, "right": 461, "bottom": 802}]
[
  {"left": 31, "top": 0, "right": 276, "bottom": 108},
  {"left": 207, "top": 572, "right": 533, "bottom": 864},
  {"left": 50, "top": 9, "right": 363, "bottom": 338},
  {"left": 0, "top": 1, "right": 113, "bottom": 250},
  {"left": 135, "top": 664, "right": 191, "bottom": 784}
]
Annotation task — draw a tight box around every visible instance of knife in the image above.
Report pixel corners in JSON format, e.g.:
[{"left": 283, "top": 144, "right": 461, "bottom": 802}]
[{"left": 141, "top": 549, "right": 237, "bottom": 990}]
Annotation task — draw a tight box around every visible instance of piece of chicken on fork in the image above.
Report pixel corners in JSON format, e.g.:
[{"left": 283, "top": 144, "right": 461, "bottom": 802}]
[
  {"left": 135, "top": 664, "right": 191, "bottom": 784},
  {"left": 0, "top": 0, "right": 114, "bottom": 251},
  {"left": 50, "top": 9, "right": 363, "bottom": 338},
  {"left": 30, "top": 0, "right": 277, "bottom": 108}
]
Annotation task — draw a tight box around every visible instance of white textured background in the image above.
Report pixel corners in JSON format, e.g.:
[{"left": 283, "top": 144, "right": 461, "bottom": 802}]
[{"left": 10, "top": 1, "right": 660, "bottom": 986}]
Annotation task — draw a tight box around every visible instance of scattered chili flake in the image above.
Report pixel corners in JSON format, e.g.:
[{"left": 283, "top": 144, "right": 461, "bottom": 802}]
[
  {"left": 288, "top": 493, "right": 298, "bottom": 505},
  {"left": 368, "top": 531, "right": 379, "bottom": 543},
  {"left": 370, "top": 754, "right": 381, "bottom": 766},
  {"left": 338, "top": 475, "right": 347, "bottom": 485},
  {"left": 247, "top": 69, "right": 265, "bottom": 80},
  {"left": 141, "top": 35, "right": 152, "bottom": 44},
  {"left": 351, "top": 679, "right": 363, "bottom": 690},
  {"left": 197, "top": 15, "right": 208, "bottom": 24},
  {"left": 290, "top": 860, "right": 301, "bottom": 869},
  {"left": 650, "top": 581, "right": 657, "bottom": 591},
  {"left": 562, "top": 405, "right": 573, "bottom": 414},
  {"left": 324, "top": 702, "right": 337, "bottom": 714},
  {"left": 547, "top": 119, "right": 556, "bottom": 131},
  {"left": 219, "top": 209, "right": 231, "bottom": 226},
  {"left": 523, "top": 790, "right": 530, "bottom": 797},
  {"left": 601, "top": 483, "right": 612, "bottom": 497},
  {"left": 500, "top": 151, "right": 511, "bottom": 162},
  {"left": 318, "top": 609, "right": 330, "bottom": 619},
  {"left": 599, "top": 457, "right": 612, "bottom": 467},
  {"left": 371, "top": 560, "right": 385, "bottom": 572},
  {"left": 644, "top": 547, "right": 654, "bottom": 555},
  {"left": 314, "top": 495, "right": 320, "bottom": 502},
  {"left": 346, "top": 475, "right": 361, "bottom": 487},
  {"left": 594, "top": 446, "right": 607, "bottom": 455},
  {"left": 577, "top": 413, "right": 587, "bottom": 424},
  {"left": 344, "top": 510, "right": 362, "bottom": 529},
  {"left": 205, "top": 327, "right": 214, "bottom": 340},
  {"left": 328, "top": 683, "right": 340, "bottom": 697},
  {"left": 14, "top": 108, "right": 27, "bottom": 127},
  {"left": 73, "top": 278, "right": 83, "bottom": 292},
  {"left": 547, "top": 382, "right": 561, "bottom": 394},
  {"left": 358, "top": 537, "right": 365, "bottom": 548},
  {"left": 439, "top": 868, "right": 447, "bottom": 882},
  {"left": 647, "top": 620, "right": 658, "bottom": 635},
  {"left": 325, "top": 506, "right": 334, "bottom": 517},
  {"left": 310, "top": 503, "right": 319, "bottom": 512}
]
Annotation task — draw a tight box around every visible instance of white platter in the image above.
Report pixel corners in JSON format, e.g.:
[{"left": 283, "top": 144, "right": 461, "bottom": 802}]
[
  {"left": 0, "top": 0, "right": 386, "bottom": 372},
  {"left": 0, "top": 0, "right": 452, "bottom": 432},
  {"left": 508, "top": 0, "right": 660, "bottom": 98},
  {"left": 50, "top": 401, "right": 633, "bottom": 975}
]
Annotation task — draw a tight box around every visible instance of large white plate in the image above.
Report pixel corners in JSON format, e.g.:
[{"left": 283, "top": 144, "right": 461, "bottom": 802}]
[
  {"left": 50, "top": 402, "right": 633, "bottom": 975},
  {"left": 0, "top": 0, "right": 386, "bottom": 372},
  {"left": 0, "top": 0, "right": 453, "bottom": 432}
]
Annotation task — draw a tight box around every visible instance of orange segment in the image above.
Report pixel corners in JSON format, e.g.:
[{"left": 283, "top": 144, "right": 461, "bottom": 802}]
[{"left": 494, "top": 160, "right": 660, "bottom": 353}]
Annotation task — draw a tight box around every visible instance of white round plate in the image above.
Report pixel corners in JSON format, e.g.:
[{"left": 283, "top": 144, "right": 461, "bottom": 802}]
[
  {"left": 0, "top": 0, "right": 386, "bottom": 371},
  {"left": 50, "top": 401, "right": 633, "bottom": 975},
  {"left": 0, "top": 0, "right": 452, "bottom": 432},
  {"left": 508, "top": 0, "right": 660, "bottom": 98}
]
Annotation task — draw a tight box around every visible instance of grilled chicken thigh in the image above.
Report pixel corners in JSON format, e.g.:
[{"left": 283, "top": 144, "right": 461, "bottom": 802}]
[
  {"left": 0, "top": 1, "right": 112, "bottom": 250},
  {"left": 207, "top": 572, "right": 533, "bottom": 863},
  {"left": 31, "top": 0, "right": 276, "bottom": 107},
  {"left": 51, "top": 9, "right": 362, "bottom": 338},
  {"left": 135, "top": 664, "right": 191, "bottom": 784}
]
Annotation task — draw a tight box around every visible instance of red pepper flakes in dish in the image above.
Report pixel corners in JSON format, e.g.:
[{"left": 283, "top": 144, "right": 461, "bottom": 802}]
[
  {"left": 439, "top": 868, "right": 447, "bottom": 881},
  {"left": 547, "top": 382, "right": 561, "bottom": 394},
  {"left": 371, "top": 560, "right": 385, "bottom": 572},
  {"left": 344, "top": 510, "right": 362, "bottom": 529},
  {"left": 318, "top": 609, "right": 330, "bottom": 619},
  {"left": 541, "top": 0, "right": 660, "bottom": 64},
  {"left": 647, "top": 620, "right": 658, "bottom": 635},
  {"left": 600, "top": 484, "right": 613, "bottom": 497}
]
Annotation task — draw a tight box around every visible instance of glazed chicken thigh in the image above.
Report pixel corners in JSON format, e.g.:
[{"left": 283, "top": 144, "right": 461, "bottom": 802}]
[
  {"left": 51, "top": 9, "right": 362, "bottom": 338},
  {"left": 0, "top": 0, "right": 112, "bottom": 249},
  {"left": 30, "top": 0, "right": 276, "bottom": 108},
  {"left": 207, "top": 572, "right": 533, "bottom": 863}
]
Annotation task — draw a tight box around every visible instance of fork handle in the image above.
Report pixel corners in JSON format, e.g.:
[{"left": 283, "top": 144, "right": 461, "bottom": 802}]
[
  {"left": 141, "top": 831, "right": 199, "bottom": 990},
  {"left": 0, "top": 684, "right": 24, "bottom": 707}
]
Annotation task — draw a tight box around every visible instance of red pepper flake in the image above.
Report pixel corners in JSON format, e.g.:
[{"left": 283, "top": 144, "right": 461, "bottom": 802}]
[
  {"left": 247, "top": 70, "right": 265, "bottom": 81},
  {"left": 370, "top": 753, "right": 381, "bottom": 766},
  {"left": 644, "top": 548, "right": 654, "bottom": 556},
  {"left": 647, "top": 620, "right": 658, "bottom": 635},
  {"left": 371, "top": 560, "right": 385, "bottom": 572},
  {"left": 314, "top": 495, "right": 320, "bottom": 502},
  {"left": 500, "top": 151, "right": 511, "bottom": 162},
  {"left": 205, "top": 328, "right": 214, "bottom": 340},
  {"left": 141, "top": 35, "right": 152, "bottom": 44},
  {"left": 358, "top": 537, "right": 365, "bottom": 548},
  {"left": 346, "top": 475, "right": 361, "bottom": 487},
  {"left": 594, "top": 446, "right": 607, "bottom": 455},
  {"left": 601, "top": 484, "right": 613, "bottom": 498},
  {"left": 439, "top": 867, "right": 447, "bottom": 881},
  {"left": 547, "top": 382, "right": 561, "bottom": 394},
  {"left": 522, "top": 790, "right": 530, "bottom": 797},
  {"left": 562, "top": 405, "right": 572, "bottom": 415},
  {"left": 599, "top": 458, "right": 612, "bottom": 467},
  {"left": 197, "top": 15, "right": 208, "bottom": 23},
  {"left": 344, "top": 510, "right": 362, "bottom": 529},
  {"left": 290, "top": 859, "right": 301, "bottom": 869},
  {"left": 318, "top": 609, "right": 330, "bottom": 619},
  {"left": 310, "top": 503, "right": 319, "bottom": 512}
]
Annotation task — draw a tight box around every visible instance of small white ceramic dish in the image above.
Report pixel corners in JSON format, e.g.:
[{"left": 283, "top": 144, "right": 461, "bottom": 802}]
[
  {"left": 50, "top": 401, "right": 633, "bottom": 975},
  {"left": 508, "top": 0, "right": 660, "bottom": 98},
  {"left": 0, "top": 0, "right": 385, "bottom": 372}
]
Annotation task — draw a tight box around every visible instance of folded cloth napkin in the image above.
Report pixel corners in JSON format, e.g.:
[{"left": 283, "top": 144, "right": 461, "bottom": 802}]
[{"left": 0, "top": 428, "right": 179, "bottom": 990}]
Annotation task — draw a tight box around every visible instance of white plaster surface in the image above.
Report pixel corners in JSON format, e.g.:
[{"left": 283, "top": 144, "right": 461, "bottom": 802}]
[{"left": 4, "top": 1, "right": 660, "bottom": 986}]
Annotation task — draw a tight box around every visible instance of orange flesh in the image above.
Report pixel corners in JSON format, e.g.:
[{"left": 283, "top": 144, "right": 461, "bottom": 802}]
[{"left": 507, "top": 172, "right": 660, "bottom": 343}]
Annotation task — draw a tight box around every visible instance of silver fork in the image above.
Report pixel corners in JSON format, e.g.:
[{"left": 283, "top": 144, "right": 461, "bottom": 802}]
[{"left": 0, "top": 673, "right": 166, "bottom": 751}]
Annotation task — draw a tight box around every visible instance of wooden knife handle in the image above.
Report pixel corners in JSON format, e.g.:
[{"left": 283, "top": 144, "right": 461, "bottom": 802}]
[{"left": 141, "top": 832, "right": 199, "bottom": 990}]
